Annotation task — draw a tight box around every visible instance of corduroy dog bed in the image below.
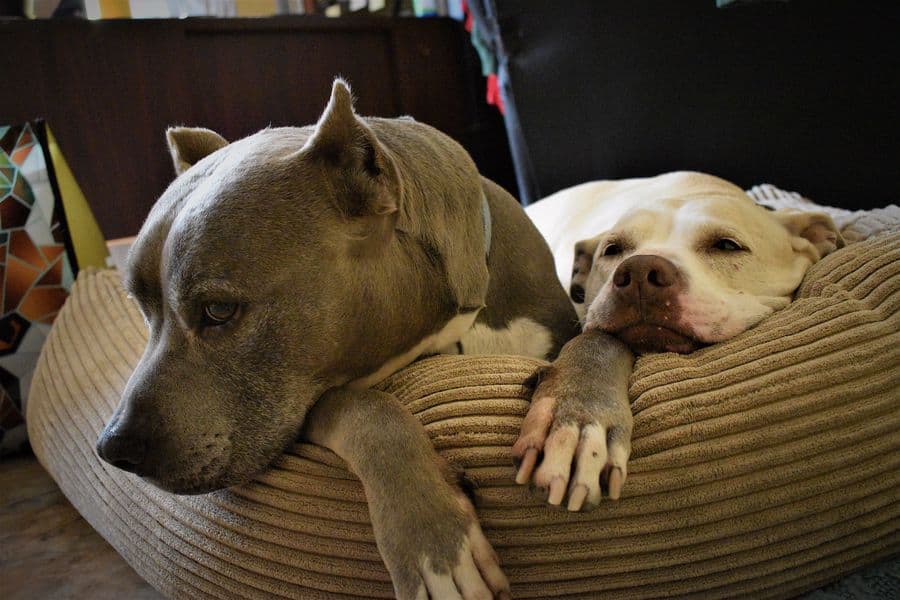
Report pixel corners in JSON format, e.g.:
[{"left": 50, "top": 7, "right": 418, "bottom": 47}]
[{"left": 27, "top": 227, "right": 900, "bottom": 599}]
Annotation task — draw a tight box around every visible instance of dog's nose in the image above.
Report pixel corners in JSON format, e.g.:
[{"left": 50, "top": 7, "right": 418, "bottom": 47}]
[
  {"left": 613, "top": 255, "right": 680, "bottom": 300},
  {"left": 96, "top": 431, "right": 147, "bottom": 474}
]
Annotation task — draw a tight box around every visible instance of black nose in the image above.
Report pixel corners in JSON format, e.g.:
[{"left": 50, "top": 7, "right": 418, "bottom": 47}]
[
  {"left": 96, "top": 431, "right": 147, "bottom": 474},
  {"left": 613, "top": 255, "right": 681, "bottom": 299}
]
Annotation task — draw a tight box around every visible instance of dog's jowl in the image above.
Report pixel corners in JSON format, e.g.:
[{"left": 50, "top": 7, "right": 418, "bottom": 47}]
[{"left": 95, "top": 79, "right": 580, "bottom": 599}]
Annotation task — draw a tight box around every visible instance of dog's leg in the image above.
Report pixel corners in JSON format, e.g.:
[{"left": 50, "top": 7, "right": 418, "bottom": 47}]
[
  {"left": 512, "top": 330, "right": 634, "bottom": 511},
  {"left": 303, "top": 388, "right": 510, "bottom": 600}
]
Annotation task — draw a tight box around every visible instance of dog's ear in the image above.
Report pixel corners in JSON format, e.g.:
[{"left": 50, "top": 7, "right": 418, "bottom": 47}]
[
  {"left": 301, "top": 79, "right": 400, "bottom": 218},
  {"left": 570, "top": 236, "right": 601, "bottom": 303},
  {"left": 772, "top": 210, "right": 845, "bottom": 261},
  {"left": 166, "top": 127, "right": 228, "bottom": 176}
]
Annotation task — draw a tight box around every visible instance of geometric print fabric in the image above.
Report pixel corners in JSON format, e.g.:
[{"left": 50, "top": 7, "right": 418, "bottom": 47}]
[{"left": 0, "top": 122, "right": 76, "bottom": 456}]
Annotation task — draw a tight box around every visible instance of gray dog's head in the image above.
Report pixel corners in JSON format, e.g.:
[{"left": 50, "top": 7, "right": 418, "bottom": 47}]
[{"left": 96, "top": 81, "right": 407, "bottom": 493}]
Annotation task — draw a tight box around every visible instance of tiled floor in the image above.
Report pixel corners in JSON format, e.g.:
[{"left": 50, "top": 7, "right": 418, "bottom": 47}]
[{"left": 0, "top": 451, "right": 162, "bottom": 600}]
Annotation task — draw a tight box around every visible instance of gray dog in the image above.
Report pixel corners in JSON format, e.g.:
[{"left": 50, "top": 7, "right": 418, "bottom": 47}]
[{"left": 96, "top": 80, "right": 581, "bottom": 599}]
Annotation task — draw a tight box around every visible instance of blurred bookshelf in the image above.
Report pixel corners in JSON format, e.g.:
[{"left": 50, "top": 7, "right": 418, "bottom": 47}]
[{"left": 17, "top": 1, "right": 467, "bottom": 19}]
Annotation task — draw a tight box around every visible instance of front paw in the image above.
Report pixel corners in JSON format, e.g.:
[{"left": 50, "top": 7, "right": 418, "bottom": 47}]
[
  {"left": 374, "top": 488, "right": 510, "bottom": 600},
  {"left": 512, "top": 374, "right": 632, "bottom": 511}
]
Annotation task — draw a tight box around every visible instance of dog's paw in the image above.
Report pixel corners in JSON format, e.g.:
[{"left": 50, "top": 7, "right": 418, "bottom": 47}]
[
  {"left": 512, "top": 388, "right": 632, "bottom": 512},
  {"left": 411, "top": 520, "right": 509, "bottom": 600},
  {"left": 375, "top": 490, "right": 510, "bottom": 600}
]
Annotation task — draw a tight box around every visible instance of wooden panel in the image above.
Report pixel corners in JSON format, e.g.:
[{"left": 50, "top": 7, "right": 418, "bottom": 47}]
[{"left": 0, "top": 17, "right": 512, "bottom": 238}]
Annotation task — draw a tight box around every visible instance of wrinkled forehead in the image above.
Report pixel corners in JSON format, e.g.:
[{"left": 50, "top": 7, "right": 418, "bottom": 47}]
[
  {"left": 125, "top": 129, "right": 317, "bottom": 298},
  {"left": 611, "top": 185, "right": 764, "bottom": 241}
]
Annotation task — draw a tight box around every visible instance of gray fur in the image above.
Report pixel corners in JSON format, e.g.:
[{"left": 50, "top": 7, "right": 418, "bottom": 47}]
[{"left": 97, "top": 79, "right": 576, "bottom": 599}]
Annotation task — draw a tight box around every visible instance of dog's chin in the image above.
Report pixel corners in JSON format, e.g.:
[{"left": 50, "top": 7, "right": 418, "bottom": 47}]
[
  {"left": 145, "top": 439, "right": 294, "bottom": 495},
  {"left": 143, "top": 461, "right": 253, "bottom": 495},
  {"left": 613, "top": 323, "right": 705, "bottom": 354},
  {"left": 144, "top": 475, "right": 233, "bottom": 495}
]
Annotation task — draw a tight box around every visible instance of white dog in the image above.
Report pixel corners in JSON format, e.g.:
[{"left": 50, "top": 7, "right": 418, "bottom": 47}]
[{"left": 513, "top": 171, "right": 844, "bottom": 511}]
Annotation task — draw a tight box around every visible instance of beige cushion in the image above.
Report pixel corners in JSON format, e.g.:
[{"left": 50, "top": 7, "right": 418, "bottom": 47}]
[{"left": 27, "top": 229, "right": 900, "bottom": 599}]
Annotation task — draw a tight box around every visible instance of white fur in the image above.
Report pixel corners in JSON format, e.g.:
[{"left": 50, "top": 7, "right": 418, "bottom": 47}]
[
  {"left": 526, "top": 179, "right": 638, "bottom": 290},
  {"left": 458, "top": 317, "right": 553, "bottom": 359},
  {"left": 527, "top": 171, "right": 828, "bottom": 344},
  {"left": 349, "top": 314, "right": 553, "bottom": 390},
  {"left": 348, "top": 311, "right": 480, "bottom": 389}
]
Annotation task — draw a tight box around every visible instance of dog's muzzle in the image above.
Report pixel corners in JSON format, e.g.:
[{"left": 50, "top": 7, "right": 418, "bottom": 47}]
[{"left": 592, "top": 255, "right": 703, "bottom": 354}]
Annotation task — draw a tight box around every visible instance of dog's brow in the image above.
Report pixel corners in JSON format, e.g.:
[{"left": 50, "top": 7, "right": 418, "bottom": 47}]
[
  {"left": 604, "top": 231, "right": 635, "bottom": 251},
  {"left": 124, "top": 272, "right": 161, "bottom": 309},
  {"left": 695, "top": 222, "right": 742, "bottom": 240},
  {"left": 177, "top": 278, "right": 243, "bottom": 304},
  {"left": 122, "top": 275, "right": 144, "bottom": 297},
  {"left": 693, "top": 223, "right": 749, "bottom": 249},
  {"left": 122, "top": 272, "right": 140, "bottom": 295}
]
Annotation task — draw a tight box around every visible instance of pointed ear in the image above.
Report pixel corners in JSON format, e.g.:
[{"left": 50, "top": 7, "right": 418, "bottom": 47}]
[
  {"left": 301, "top": 79, "right": 399, "bottom": 217},
  {"left": 773, "top": 210, "right": 845, "bottom": 261},
  {"left": 166, "top": 127, "right": 228, "bottom": 175},
  {"left": 569, "top": 236, "right": 601, "bottom": 303}
]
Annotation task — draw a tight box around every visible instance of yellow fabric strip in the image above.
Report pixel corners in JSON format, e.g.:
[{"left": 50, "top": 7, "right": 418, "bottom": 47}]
[
  {"left": 236, "top": 0, "right": 279, "bottom": 17},
  {"left": 46, "top": 127, "right": 109, "bottom": 269},
  {"left": 98, "top": 0, "right": 131, "bottom": 18}
]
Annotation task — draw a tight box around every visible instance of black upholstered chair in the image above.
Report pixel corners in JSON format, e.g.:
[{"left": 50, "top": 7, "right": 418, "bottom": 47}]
[{"left": 472, "top": 0, "right": 900, "bottom": 209}]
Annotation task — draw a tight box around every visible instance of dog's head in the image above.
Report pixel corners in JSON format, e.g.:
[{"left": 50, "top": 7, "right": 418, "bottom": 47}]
[
  {"left": 96, "top": 81, "right": 406, "bottom": 493},
  {"left": 570, "top": 172, "right": 844, "bottom": 354}
]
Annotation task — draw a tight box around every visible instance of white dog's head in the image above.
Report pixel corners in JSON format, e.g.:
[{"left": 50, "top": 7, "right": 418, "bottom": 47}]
[{"left": 571, "top": 172, "right": 844, "bottom": 353}]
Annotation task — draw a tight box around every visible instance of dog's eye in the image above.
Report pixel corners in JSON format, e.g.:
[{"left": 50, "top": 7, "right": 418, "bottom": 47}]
[
  {"left": 712, "top": 238, "right": 743, "bottom": 252},
  {"left": 602, "top": 243, "right": 622, "bottom": 257},
  {"left": 202, "top": 302, "right": 238, "bottom": 326}
]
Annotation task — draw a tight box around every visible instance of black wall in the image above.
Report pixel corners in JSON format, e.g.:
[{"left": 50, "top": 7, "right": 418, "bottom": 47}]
[{"left": 487, "top": 0, "right": 900, "bottom": 208}]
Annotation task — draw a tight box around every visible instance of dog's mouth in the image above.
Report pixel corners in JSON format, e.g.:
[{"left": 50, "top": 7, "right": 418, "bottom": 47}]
[
  {"left": 141, "top": 428, "right": 295, "bottom": 495},
  {"left": 141, "top": 457, "right": 235, "bottom": 495},
  {"left": 610, "top": 323, "right": 705, "bottom": 354},
  {"left": 144, "top": 474, "right": 228, "bottom": 495},
  {"left": 585, "top": 294, "right": 706, "bottom": 354},
  {"left": 144, "top": 458, "right": 266, "bottom": 495}
]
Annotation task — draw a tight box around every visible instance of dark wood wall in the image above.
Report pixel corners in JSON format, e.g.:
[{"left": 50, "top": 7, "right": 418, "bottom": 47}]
[{"left": 0, "top": 16, "right": 514, "bottom": 239}]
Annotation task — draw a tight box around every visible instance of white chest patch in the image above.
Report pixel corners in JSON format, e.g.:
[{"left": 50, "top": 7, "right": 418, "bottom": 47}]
[
  {"left": 459, "top": 317, "right": 553, "bottom": 359},
  {"left": 347, "top": 311, "right": 481, "bottom": 390}
]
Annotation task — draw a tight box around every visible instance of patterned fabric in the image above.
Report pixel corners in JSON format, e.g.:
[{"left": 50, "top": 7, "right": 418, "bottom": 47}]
[
  {"left": 0, "top": 121, "right": 77, "bottom": 457},
  {"left": 749, "top": 183, "right": 900, "bottom": 242}
]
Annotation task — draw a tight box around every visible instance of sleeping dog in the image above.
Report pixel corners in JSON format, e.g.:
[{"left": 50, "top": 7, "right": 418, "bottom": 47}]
[
  {"left": 512, "top": 171, "right": 844, "bottom": 511},
  {"left": 95, "top": 80, "right": 581, "bottom": 600}
]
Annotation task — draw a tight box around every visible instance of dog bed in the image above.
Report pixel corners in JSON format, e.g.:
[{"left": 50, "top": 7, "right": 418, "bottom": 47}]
[{"left": 27, "top": 215, "right": 900, "bottom": 598}]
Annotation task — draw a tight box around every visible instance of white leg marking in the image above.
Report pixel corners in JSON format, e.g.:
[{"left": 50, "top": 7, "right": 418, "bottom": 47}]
[
  {"left": 349, "top": 312, "right": 480, "bottom": 389},
  {"left": 568, "top": 424, "right": 607, "bottom": 511},
  {"left": 533, "top": 424, "right": 580, "bottom": 505},
  {"left": 413, "top": 583, "right": 428, "bottom": 600},
  {"left": 451, "top": 541, "right": 493, "bottom": 600},
  {"left": 467, "top": 523, "right": 510, "bottom": 597},
  {"left": 420, "top": 557, "right": 463, "bottom": 600}
]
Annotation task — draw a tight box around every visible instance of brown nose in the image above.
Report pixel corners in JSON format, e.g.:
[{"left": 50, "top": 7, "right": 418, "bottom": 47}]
[{"left": 612, "top": 255, "right": 681, "bottom": 302}]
